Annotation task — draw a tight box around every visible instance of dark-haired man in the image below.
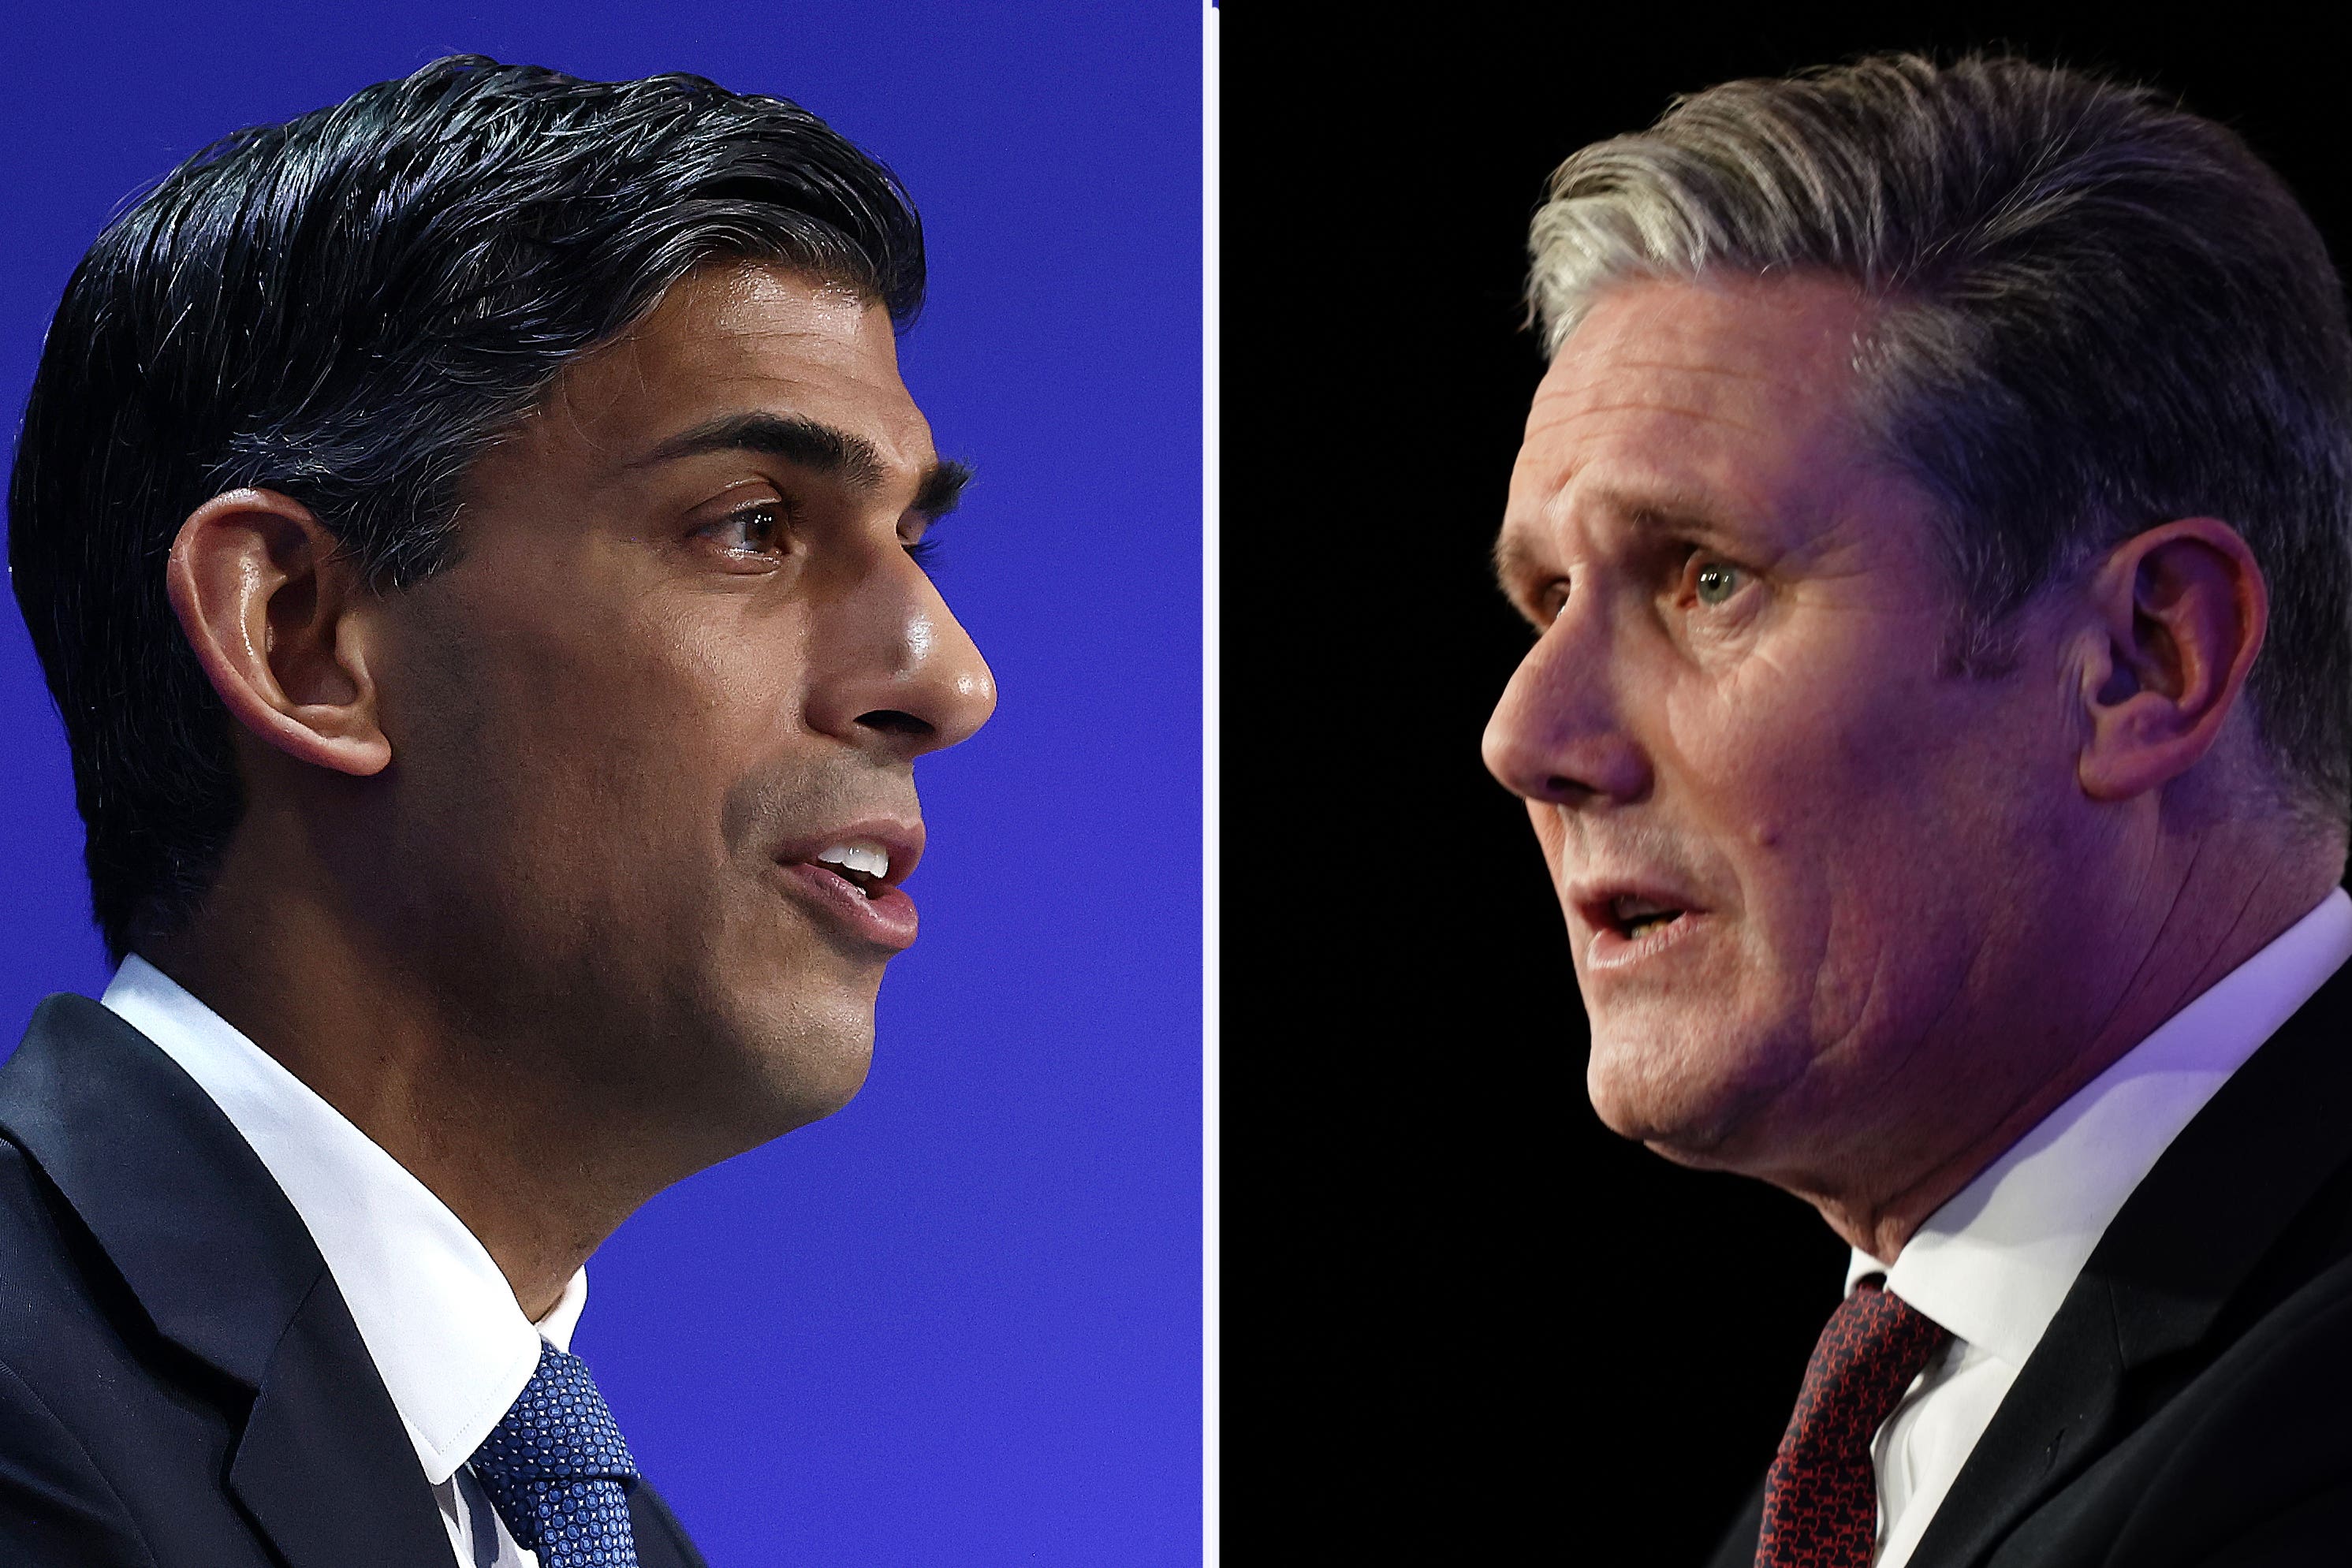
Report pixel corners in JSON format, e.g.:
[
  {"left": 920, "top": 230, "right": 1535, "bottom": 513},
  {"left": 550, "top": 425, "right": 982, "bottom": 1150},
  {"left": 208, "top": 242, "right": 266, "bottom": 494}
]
[
  {"left": 1484, "top": 54, "right": 2352, "bottom": 1567},
  {"left": 0, "top": 57, "right": 993, "bottom": 1567}
]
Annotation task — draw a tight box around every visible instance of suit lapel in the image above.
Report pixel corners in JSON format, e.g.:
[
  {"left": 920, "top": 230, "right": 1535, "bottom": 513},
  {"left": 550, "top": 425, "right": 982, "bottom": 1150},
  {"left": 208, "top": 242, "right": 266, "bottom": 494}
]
[
  {"left": 230, "top": 1265, "right": 459, "bottom": 1568},
  {"left": 1899, "top": 1280, "right": 2126, "bottom": 1568},
  {"left": 1908, "top": 955, "right": 2352, "bottom": 1568},
  {"left": 0, "top": 993, "right": 453, "bottom": 1568}
]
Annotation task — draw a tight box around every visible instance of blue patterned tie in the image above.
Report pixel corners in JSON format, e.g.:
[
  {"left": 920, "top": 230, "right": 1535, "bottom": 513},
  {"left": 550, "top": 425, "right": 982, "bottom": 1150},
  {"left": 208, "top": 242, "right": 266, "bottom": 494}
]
[{"left": 470, "top": 1339, "right": 642, "bottom": 1568}]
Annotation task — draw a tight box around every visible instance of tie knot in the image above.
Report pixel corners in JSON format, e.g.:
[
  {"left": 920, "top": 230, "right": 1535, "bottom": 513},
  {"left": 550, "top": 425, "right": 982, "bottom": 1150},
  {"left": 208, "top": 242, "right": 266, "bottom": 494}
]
[
  {"left": 475, "top": 1340, "right": 640, "bottom": 1485},
  {"left": 1795, "top": 1279, "right": 1949, "bottom": 1437},
  {"left": 470, "top": 1340, "right": 642, "bottom": 1564}
]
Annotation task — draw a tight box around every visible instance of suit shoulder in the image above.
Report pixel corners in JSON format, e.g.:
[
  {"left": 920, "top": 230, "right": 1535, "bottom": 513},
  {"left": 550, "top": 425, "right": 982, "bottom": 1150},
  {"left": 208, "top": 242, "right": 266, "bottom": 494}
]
[
  {"left": 2096, "top": 1257, "right": 2352, "bottom": 1564},
  {"left": 0, "top": 1134, "right": 145, "bottom": 1365},
  {"left": 0, "top": 1132, "right": 245, "bottom": 1521}
]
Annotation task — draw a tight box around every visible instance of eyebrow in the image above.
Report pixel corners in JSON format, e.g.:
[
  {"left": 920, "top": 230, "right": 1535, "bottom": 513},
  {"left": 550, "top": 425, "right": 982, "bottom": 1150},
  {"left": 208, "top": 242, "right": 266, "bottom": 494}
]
[
  {"left": 1492, "top": 529, "right": 1546, "bottom": 588},
  {"left": 1491, "top": 486, "right": 1743, "bottom": 588},
  {"left": 632, "top": 412, "right": 971, "bottom": 520},
  {"left": 1586, "top": 482, "right": 1743, "bottom": 541}
]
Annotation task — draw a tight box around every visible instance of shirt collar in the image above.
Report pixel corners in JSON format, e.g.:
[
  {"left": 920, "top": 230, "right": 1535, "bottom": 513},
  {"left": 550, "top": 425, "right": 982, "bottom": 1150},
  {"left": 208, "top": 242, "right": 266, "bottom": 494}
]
[
  {"left": 1853, "top": 887, "right": 2352, "bottom": 1368},
  {"left": 100, "top": 955, "right": 583, "bottom": 1484}
]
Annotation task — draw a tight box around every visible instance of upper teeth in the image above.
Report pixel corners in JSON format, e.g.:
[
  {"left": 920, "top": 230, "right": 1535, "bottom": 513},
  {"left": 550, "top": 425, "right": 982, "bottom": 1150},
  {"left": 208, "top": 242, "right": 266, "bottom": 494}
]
[{"left": 815, "top": 844, "right": 890, "bottom": 881}]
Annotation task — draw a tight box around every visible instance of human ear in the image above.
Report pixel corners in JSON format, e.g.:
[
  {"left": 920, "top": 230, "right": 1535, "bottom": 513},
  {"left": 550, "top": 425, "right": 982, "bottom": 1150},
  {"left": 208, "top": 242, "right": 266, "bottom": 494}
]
[
  {"left": 165, "top": 488, "right": 392, "bottom": 777},
  {"left": 2075, "top": 518, "right": 2266, "bottom": 803}
]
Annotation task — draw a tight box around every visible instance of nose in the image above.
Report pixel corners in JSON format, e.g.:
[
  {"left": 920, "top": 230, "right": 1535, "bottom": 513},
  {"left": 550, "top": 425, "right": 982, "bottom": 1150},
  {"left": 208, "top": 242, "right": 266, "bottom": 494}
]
[
  {"left": 808, "top": 546, "right": 997, "bottom": 759},
  {"left": 1481, "top": 594, "right": 1650, "bottom": 808}
]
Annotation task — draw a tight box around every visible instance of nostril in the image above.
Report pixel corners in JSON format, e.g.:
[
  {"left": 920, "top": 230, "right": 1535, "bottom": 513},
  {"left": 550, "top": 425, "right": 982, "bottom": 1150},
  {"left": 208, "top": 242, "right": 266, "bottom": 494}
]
[
  {"left": 1530, "top": 750, "right": 1650, "bottom": 808},
  {"left": 857, "top": 708, "right": 933, "bottom": 738}
]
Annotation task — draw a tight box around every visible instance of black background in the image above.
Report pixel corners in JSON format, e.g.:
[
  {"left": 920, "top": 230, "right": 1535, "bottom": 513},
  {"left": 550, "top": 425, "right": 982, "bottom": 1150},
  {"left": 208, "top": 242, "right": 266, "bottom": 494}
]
[{"left": 1222, "top": 6, "right": 2352, "bottom": 1560}]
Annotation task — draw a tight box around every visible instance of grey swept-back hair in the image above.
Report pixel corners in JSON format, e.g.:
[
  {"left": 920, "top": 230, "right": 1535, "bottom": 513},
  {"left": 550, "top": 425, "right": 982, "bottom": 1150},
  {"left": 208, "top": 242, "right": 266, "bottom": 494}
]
[{"left": 1529, "top": 53, "right": 2352, "bottom": 829}]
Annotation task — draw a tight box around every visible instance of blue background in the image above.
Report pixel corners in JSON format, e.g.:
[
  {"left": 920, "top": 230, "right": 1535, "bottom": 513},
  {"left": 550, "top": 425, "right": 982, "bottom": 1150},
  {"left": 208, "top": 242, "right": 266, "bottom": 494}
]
[{"left": 0, "top": 4, "right": 1202, "bottom": 1562}]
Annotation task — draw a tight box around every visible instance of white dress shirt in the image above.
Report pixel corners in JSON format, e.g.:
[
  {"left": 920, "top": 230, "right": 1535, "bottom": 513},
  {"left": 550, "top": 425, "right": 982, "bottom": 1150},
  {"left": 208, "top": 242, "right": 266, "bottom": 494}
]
[
  {"left": 1853, "top": 887, "right": 2352, "bottom": 1566},
  {"left": 101, "top": 955, "right": 587, "bottom": 1568}
]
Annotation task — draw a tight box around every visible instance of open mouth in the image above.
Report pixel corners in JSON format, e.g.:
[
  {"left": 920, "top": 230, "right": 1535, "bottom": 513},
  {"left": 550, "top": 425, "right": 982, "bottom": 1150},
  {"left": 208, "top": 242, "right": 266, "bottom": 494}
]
[
  {"left": 1607, "top": 894, "right": 1686, "bottom": 940},
  {"left": 770, "top": 821, "right": 924, "bottom": 951},
  {"left": 809, "top": 843, "right": 892, "bottom": 899}
]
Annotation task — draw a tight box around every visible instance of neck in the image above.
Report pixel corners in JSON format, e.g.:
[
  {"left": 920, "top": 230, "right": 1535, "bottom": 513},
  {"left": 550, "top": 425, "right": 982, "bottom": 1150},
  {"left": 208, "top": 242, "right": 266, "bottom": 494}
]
[
  {"left": 1803, "top": 820, "right": 2344, "bottom": 1264},
  {"left": 142, "top": 857, "right": 663, "bottom": 1321}
]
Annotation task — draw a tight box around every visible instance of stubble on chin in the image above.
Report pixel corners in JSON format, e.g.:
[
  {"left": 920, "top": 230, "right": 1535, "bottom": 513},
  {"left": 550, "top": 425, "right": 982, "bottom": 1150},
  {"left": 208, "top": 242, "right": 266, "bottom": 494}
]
[{"left": 1582, "top": 998, "right": 1798, "bottom": 1168}]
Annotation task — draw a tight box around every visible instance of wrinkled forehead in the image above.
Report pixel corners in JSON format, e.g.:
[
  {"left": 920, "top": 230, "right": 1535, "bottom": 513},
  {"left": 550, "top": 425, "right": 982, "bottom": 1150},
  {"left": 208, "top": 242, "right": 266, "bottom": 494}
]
[{"left": 1504, "top": 274, "right": 1881, "bottom": 545}]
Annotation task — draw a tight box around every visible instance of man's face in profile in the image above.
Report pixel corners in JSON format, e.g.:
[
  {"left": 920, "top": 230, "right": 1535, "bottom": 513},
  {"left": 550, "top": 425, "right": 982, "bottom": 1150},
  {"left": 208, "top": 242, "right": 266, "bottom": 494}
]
[
  {"left": 1484, "top": 274, "right": 2093, "bottom": 1183},
  {"left": 350, "top": 261, "right": 995, "bottom": 1152}
]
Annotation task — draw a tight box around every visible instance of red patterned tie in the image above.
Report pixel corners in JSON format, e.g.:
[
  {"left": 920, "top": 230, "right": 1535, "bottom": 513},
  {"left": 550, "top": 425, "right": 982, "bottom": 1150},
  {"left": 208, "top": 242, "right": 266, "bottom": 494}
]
[{"left": 1755, "top": 1277, "right": 1950, "bottom": 1568}]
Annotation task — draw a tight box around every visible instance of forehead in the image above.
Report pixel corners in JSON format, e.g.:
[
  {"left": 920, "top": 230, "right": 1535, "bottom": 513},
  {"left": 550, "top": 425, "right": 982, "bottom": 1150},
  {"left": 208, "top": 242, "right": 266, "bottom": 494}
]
[
  {"left": 1504, "top": 273, "right": 1880, "bottom": 549},
  {"left": 524, "top": 259, "right": 933, "bottom": 472}
]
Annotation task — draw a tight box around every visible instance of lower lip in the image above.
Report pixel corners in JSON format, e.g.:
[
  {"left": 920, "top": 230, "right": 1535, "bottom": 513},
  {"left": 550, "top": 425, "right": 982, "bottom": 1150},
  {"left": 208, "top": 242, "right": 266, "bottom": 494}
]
[
  {"left": 776, "top": 862, "right": 919, "bottom": 952},
  {"left": 1586, "top": 911, "right": 1705, "bottom": 971}
]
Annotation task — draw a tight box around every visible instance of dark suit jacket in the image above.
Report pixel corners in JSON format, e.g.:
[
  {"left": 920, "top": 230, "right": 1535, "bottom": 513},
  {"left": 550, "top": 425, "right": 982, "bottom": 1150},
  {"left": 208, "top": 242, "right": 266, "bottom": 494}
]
[
  {"left": 0, "top": 993, "right": 708, "bottom": 1567},
  {"left": 1705, "top": 954, "right": 2352, "bottom": 1567}
]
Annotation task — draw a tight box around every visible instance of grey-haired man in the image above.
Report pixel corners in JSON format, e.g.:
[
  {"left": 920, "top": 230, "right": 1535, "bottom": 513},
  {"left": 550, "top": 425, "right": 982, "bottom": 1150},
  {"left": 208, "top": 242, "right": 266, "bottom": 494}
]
[{"left": 1485, "top": 54, "right": 2352, "bottom": 1566}]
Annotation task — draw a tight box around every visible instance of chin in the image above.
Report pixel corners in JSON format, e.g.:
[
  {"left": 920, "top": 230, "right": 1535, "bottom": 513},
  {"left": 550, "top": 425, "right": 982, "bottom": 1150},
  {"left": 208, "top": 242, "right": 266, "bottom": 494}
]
[
  {"left": 658, "top": 963, "right": 879, "bottom": 1147},
  {"left": 1583, "top": 1016, "right": 1779, "bottom": 1168},
  {"left": 776, "top": 1040, "right": 875, "bottom": 1126},
  {"left": 691, "top": 975, "right": 881, "bottom": 1142}
]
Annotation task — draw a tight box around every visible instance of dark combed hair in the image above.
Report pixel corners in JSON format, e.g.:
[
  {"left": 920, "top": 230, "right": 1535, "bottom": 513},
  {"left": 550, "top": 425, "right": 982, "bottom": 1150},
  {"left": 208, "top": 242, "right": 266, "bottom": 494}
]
[{"left": 8, "top": 55, "right": 926, "bottom": 962}]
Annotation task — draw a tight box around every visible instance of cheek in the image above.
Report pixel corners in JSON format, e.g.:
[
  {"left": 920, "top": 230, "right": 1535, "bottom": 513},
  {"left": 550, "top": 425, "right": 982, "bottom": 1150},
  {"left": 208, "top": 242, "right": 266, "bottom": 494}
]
[
  {"left": 677, "top": 601, "right": 814, "bottom": 738},
  {"left": 561, "top": 607, "right": 811, "bottom": 870},
  {"left": 1657, "top": 654, "right": 1823, "bottom": 846},
  {"left": 401, "top": 579, "right": 791, "bottom": 872},
  {"left": 1672, "top": 652, "right": 2047, "bottom": 1041},
  {"left": 1660, "top": 632, "right": 1959, "bottom": 845},
  {"left": 1652, "top": 646, "right": 1933, "bottom": 989},
  {"left": 555, "top": 575, "right": 796, "bottom": 730}
]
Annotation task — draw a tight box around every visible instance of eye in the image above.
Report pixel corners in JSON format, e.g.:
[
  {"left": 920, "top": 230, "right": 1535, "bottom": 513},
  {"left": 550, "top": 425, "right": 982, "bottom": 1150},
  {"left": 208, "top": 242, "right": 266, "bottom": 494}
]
[
  {"left": 1690, "top": 558, "right": 1746, "bottom": 608},
  {"left": 699, "top": 501, "right": 786, "bottom": 557},
  {"left": 1520, "top": 578, "right": 1567, "bottom": 628},
  {"left": 903, "top": 527, "right": 941, "bottom": 575}
]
